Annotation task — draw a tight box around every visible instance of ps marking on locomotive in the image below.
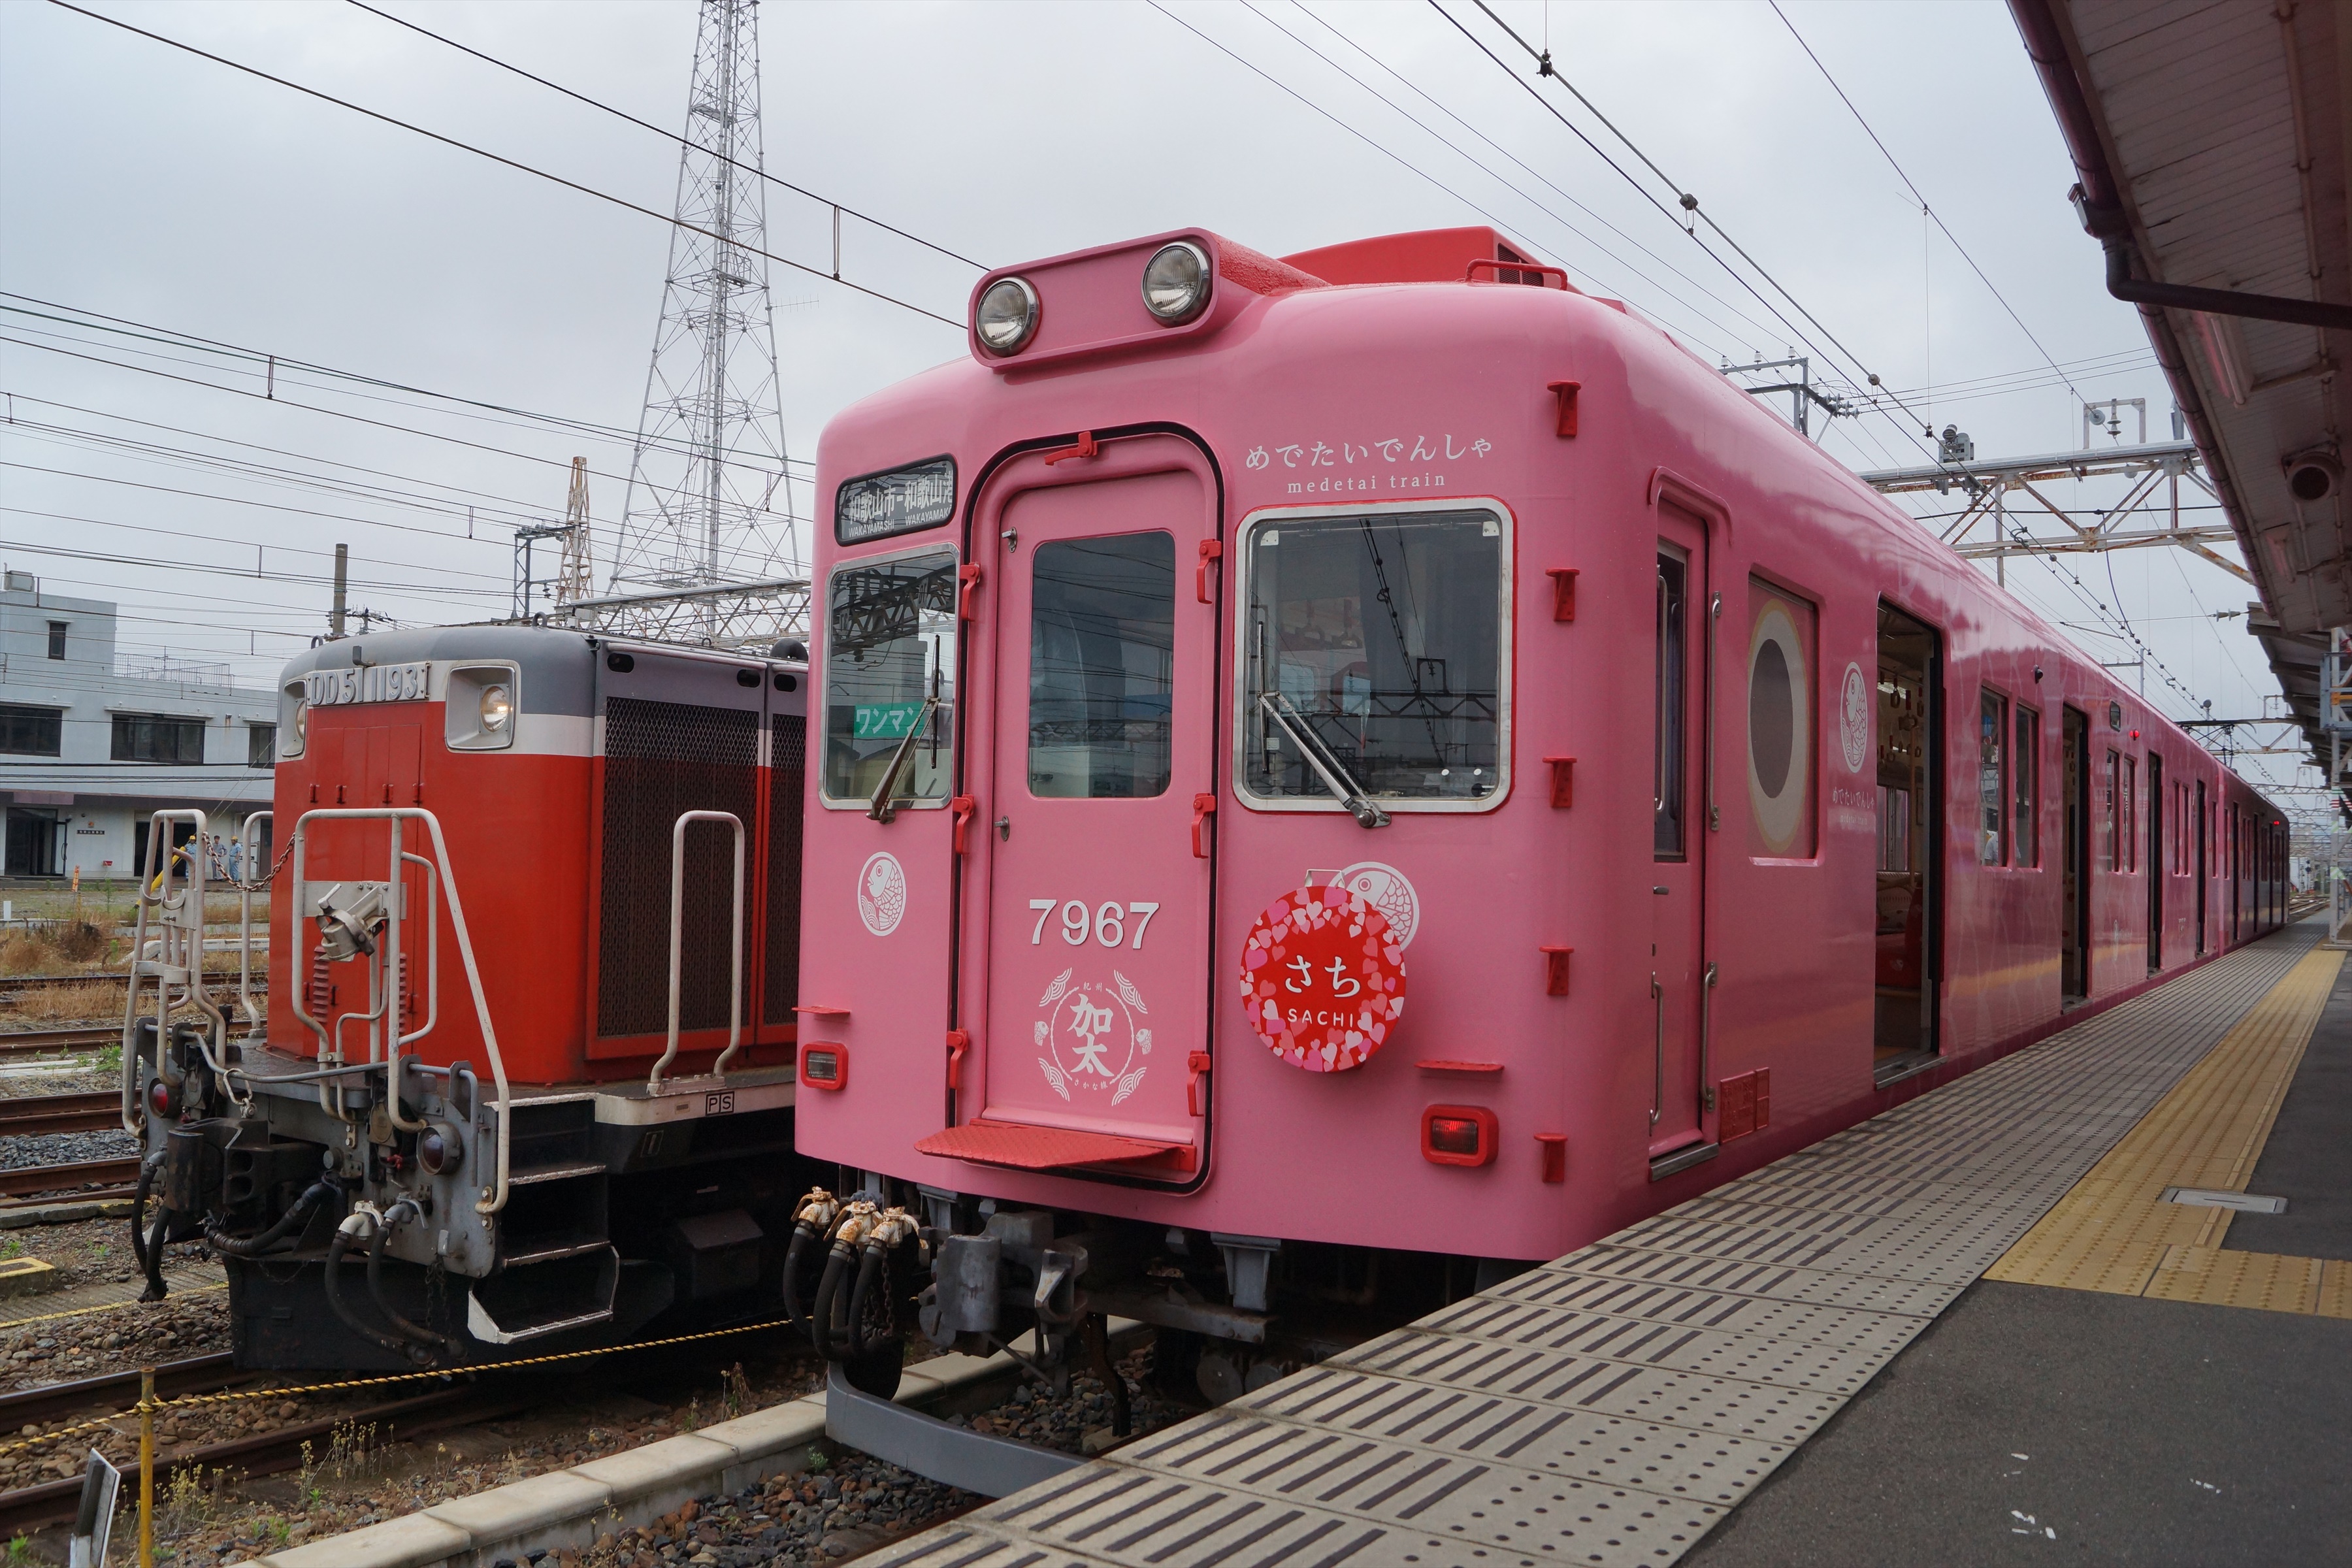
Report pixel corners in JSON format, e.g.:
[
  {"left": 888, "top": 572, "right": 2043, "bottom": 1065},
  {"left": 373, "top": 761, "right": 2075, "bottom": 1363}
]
[
  {"left": 1034, "top": 967, "right": 1152, "bottom": 1103},
  {"left": 857, "top": 851, "right": 907, "bottom": 936},
  {"left": 1239, "top": 883, "right": 1407, "bottom": 1071}
]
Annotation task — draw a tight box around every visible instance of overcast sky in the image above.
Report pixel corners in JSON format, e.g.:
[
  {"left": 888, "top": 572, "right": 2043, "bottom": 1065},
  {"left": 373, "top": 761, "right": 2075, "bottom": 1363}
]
[{"left": 0, "top": 0, "right": 2308, "bottom": 797}]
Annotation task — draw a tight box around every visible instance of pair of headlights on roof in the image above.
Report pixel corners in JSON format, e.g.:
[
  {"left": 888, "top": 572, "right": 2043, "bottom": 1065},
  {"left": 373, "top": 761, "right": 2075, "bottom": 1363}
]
[{"left": 974, "top": 240, "right": 1212, "bottom": 356}]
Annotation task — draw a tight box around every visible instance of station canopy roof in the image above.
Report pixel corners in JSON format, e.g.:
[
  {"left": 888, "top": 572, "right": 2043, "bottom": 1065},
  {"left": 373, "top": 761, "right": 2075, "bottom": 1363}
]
[{"left": 2010, "top": 0, "right": 2352, "bottom": 768}]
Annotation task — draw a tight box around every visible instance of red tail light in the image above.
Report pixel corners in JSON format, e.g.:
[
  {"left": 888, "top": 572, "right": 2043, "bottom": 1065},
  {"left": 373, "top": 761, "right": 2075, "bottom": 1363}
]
[
  {"left": 1422, "top": 1104, "right": 1497, "bottom": 1167},
  {"left": 800, "top": 1043, "right": 847, "bottom": 1090},
  {"left": 147, "top": 1079, "right": 176, "bottom": 1120}
]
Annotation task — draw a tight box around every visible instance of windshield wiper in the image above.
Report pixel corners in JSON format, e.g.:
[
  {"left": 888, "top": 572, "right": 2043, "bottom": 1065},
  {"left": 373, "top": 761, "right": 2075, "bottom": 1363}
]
[
  {"left": 1259, "top": 692, "right": 1389, "bottom": 828},
  {"left": 866, "top": 695, "right": 941, "bottom": 823}
]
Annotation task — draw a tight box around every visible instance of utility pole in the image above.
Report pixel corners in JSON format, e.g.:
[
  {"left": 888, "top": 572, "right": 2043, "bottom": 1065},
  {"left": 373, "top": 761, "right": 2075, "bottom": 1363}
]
[
  {"left": 610, "top": 0, "right": 794, "bottom": 634},
  {"left": 329, "top": 542, "right": 348, "bottom": 640}
]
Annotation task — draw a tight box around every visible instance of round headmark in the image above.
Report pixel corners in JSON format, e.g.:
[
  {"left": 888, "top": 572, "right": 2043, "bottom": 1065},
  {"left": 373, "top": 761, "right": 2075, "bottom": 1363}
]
[
  {"left": 857, "top": 851, "right": 906, "bottom": 936},
  {"left": 1239, "top": 883, "right": 1407, "bottom": 1073},
  {"left": 1840, "top": 662, "right": 1870, "bottom": 775}
]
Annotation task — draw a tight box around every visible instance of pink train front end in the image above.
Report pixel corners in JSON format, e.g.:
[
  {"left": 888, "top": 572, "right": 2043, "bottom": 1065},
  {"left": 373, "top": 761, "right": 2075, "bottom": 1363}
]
[{"left": 794, "top": 226, "right": 2290, "bottom": 1393}]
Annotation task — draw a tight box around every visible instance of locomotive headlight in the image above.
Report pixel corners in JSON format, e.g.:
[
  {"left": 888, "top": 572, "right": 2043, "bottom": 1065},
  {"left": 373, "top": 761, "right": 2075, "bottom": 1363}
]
[
  {"left": 975, "top": 276, "right": 1040, "bottom": 355},
  {"left": 1141, "top": 240, "right": 1213, "bottom": 323},
  {"left": 478, "top": 683, "right": 513, "bottom": 732},
  {"left": 418, "top": 1122, "right": 463, "bottom": 1176},
  {"left": 292, "top": 700, "right": 308, "bottom": 743}
]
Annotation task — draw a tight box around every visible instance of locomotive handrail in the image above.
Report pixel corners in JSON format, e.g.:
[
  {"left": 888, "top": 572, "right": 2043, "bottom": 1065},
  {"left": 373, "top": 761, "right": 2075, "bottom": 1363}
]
[
  {"left": 235, "top": 809, "right": 272, "bottom": 1038},
  {"left": 1257, "top": 693, "right": 1390, "bottom": 828},
  {"left": 389, "top": 849, "right": 440, "bottom": 1135},
  {"left": 649, "top": 809, "right": 746, "bottom": 1094},
  {"left": 289, "top": 808, "right": 514, "bottom": 1215},
  {"left": 121, "top": 809, "right": 240, "bottom": 1133}
]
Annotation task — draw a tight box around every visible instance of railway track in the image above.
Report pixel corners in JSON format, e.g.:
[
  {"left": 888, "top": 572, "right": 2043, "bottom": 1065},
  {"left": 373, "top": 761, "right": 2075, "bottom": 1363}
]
[
  {"left": 0, "top": 1157, "right": 139, "bottom": 1201},
  {"left": 0, "top": 1092, "right": 122, "bottom": 1136},
  {"left": 0, "top": 1026, "right": 118, "bottom": 1059}
]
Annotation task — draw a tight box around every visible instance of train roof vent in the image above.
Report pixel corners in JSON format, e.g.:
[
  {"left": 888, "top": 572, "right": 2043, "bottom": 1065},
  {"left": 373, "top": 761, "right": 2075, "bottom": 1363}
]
[{"left": 1281, "top": 226, "right": 1573, "bottom": 289}]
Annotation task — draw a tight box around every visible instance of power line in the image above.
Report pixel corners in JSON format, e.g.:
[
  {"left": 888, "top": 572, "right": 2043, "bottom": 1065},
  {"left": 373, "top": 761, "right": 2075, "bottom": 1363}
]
[
  {"left": 0, "top": 515, "right": 507, "bottom": 599},
  {"left": 1141, "top": 1, "right": 1737, "bottom": 360},
  {"left": 1765, "top": 1, "right": 2087, "bottom": 408},
  {"left": 1, "top": 297, "right": 817, "bottom": 479},
  {"left": 44, "top": 1, "right": 965, "bottom": 330},
  {"left": 1441, "top": 0, "right": 1950, "bottom": 466},
  {"left": 0, "top": 460, "right": 515, "bottom": 574},
  {"left": 342, "top": 0, "right": 988, "bottom": 272},
  {"left": 1230, "top": 0, "right": 1763, "bottom": 355}
]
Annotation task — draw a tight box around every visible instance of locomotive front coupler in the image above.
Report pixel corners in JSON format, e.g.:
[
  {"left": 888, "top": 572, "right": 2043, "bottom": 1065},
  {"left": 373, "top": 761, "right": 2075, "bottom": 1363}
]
[{"left": 919, "top": 1208, "right": 1091, "bottom": 1394}]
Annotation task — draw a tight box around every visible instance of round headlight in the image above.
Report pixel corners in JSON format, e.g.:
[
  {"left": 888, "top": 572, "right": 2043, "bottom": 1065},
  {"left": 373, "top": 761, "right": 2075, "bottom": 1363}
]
[
  {"left": 975, "top": 276, "right": 1040, "bottom": 355},
  {"left": 419, "top": 1124, "right": 463, "bottom": 1176},
  {"left": 1141, "top": 241, "right": 1213, "bottom": 323},
  {"left": 479, "top": 683, "right": 513, "bottom": 732},
  {"left": 292, "top": 700, "right": 308, "bottom": 743}
]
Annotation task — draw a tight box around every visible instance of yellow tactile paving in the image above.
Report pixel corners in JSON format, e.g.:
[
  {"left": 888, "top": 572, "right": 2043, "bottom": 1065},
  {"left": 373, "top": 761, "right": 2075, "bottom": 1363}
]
[{"left": 1985, "top": 945, "right": 2347, "bottom": 1317}]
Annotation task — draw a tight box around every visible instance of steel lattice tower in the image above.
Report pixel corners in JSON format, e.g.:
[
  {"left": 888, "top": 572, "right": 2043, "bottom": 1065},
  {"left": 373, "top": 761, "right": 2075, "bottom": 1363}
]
[{"left": 610, "top": 0, "right": 793, "bottom": 602}]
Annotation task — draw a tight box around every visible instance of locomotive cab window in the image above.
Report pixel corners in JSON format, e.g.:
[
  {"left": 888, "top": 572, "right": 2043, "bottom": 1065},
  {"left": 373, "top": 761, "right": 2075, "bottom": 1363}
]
[
  {"left": 1239, "top": 504, "right": 1507, "bottom": 810},
  {"left": 821, "top": 546, "right": 958, "bottom": 806}
]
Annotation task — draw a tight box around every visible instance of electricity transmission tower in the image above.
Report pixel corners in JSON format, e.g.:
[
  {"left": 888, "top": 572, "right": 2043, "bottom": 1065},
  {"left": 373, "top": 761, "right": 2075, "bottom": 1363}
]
[
  {"left": 557, "top": 457, "right": 593, "bottom": 605},
  {"left": 604, "top": 0, "right": 804, "bottom": 643}
]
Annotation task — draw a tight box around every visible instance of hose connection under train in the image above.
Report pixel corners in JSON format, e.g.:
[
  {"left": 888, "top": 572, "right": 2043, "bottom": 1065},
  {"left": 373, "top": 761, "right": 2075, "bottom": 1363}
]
[
  {"left": 781, "top": 1187, "right": 841, "bottom": 1331},
  {"left": 203, "top": 1177, "right": 336, "bottom": 1259},
  {"left": 325, "top": 1203, "right": 442, "bottom": 1367},
  {"left": 129, "top": 1152, "right": 168, "bottom": 1303}
]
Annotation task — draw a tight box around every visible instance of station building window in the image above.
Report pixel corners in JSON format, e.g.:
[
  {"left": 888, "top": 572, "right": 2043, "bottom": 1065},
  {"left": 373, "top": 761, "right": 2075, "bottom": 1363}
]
[
  {"left": 820, "top": 547, "right": 958, "bottom": 806},
  {"left": 111, "top": 713, "right": 206, "bottom": 764},
  {"left": 46, "top": 622, "right": 67, "bottom": 660},
  {"left": 0, "top": 703, "right": 62, "bottom": 757},
  {"left": 1977, "top": 689, "right": 2008, "bottom": 866},
  {"left": 248, "top": 723, "right": 277, "bottom": 768},
  {"left": 1746, "top": 580, "right": 1815, "bottom": 858},
  {"left": 2012, "top": 704, "right": 2039, "bottom": 867}
]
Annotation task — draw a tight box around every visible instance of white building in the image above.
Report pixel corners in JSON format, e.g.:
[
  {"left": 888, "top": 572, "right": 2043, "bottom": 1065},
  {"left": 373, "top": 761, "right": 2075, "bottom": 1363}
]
[{"left": 0, "top": 573, "right": 276, "bottom": 883}]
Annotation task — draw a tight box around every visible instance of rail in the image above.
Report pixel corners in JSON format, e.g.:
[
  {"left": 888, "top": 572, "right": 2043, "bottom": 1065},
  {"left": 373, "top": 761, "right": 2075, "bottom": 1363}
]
[
  {"left": 288, "top": 808, "right": 513, "bottom": 1215},
  {"left": 649, "top": 810, "right": 745, "bottom": 1094}
]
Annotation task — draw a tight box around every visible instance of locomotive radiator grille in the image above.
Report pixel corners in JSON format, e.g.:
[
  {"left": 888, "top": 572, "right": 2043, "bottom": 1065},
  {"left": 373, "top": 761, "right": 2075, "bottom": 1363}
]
[{"left": 596, "top": 696, "right": 759, "bottom": 1041}]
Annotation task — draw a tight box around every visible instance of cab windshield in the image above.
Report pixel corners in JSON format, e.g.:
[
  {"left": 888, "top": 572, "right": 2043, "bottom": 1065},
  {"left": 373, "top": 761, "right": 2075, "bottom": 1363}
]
[
  {"left": 821, "top": 549, "right": 957, "bottom": 804},
  {"left": 1241, "top": 508, "right": 1504, "bottom": 804}
]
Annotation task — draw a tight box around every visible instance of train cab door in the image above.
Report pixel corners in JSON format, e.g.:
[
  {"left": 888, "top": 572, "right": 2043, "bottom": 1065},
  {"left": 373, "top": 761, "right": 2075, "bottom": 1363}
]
[
  {"left": 1649, "top": 508, "right": 1710, "bottom": 1170},
  {"left": 954, "top": 440, "right": 1218, "bottom": 1177}
]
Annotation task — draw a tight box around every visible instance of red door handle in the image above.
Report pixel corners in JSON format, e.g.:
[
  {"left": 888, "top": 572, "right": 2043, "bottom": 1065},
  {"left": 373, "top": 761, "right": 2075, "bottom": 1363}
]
[
  {"left": 1187, "top": 1051, "right": 1213, "bottom": 1116},
  {"left": 946, "top": 1029, "right": 970, "bottom": 1090},
  {"left": 1197, "top": 539, "right": 1223, "bottom": 604},
  {"left": 1192, "top": 792, "right": 1217, "bottom": 858},
  {"left": 958, "top": 563, "right": 983, "bottom": 620},
  {"left": 951, "top": 795, "right": 977, "bottom": 854}
]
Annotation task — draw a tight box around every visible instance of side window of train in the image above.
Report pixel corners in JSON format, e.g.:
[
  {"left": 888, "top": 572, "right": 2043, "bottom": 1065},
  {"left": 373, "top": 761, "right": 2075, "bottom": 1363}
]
[
  {"left": 1746, "top": 578, "right": 1815, "bottom": 859},
  {"left": 2102, "top": 751, "right": 2119, "bottom": 870},
  {"left": 1977, "top": 689, "right": 2008, "bottom": 866},
  {"left": 2013, "top": 702, "right": 2040, "bottom": 868},
  {"left": 820, "top": 546, "right": 959, "bottom": 806},
  {"left": 1654, "top": 547, "right": 1688, "bottom": 858},
  {"left": 1239, "top": 504, "right": 1507, "bottom": 811}
]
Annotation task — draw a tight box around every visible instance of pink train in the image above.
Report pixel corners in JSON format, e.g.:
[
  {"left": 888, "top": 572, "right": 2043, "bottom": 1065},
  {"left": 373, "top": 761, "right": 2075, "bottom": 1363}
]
[{"left": 789, "top": 225, "right": 2289, "bottom": 1412}]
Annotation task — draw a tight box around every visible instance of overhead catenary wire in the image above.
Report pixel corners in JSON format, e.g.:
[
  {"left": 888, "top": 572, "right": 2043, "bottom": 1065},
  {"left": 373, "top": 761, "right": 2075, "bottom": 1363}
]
[
  {"left": 342, "top": 0, "right": 988, "bottom": 272},
  {"left": 42, "top": 1, "right": 966, "bottom": 330},
  {"left": 1228, "top": 0, "right": 1769, "bottom": 355},
  {"left": 1765, "top": 1, "right": 2089, "bottom": 410},
  {"left": 1, "top": 295, "right": 817, "bottom": 479}
]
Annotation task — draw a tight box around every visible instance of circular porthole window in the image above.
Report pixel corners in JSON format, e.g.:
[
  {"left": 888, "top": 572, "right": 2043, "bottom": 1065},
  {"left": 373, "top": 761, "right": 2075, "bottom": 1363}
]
[{"left": 1748, "top": 598, "right": 1810, "bottom": 855}]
